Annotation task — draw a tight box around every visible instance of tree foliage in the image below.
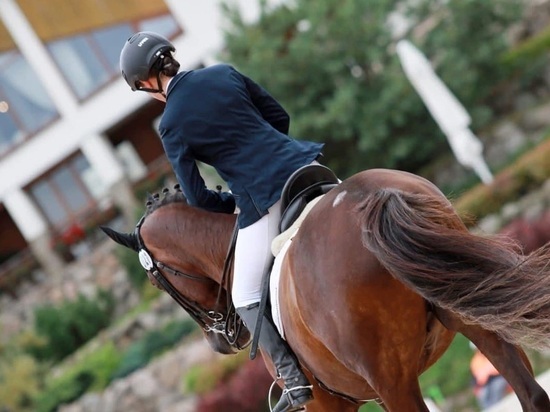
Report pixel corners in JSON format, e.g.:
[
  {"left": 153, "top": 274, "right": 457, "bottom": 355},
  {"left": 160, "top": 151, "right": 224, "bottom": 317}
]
[{"left": 220, "top": 0, "right": 523, "bottom": 177}]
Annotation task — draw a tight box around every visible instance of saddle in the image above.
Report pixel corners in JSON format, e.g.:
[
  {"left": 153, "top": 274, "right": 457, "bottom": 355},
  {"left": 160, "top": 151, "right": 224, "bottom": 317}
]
[{"left": 279, "top": 164, "right": 339, "bottom": 232}]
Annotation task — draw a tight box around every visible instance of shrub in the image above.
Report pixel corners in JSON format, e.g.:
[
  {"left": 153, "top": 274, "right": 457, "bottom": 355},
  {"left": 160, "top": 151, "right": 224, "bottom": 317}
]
[
  {"left": 0, "top": 354, "right": 41, "bottom": 412},
  {"left": 111, "top": 318, "right": 198, "bottom": 379},
  {"left": 110, "top": 338, "right": 151, "bottom": 380},
  {"left": 116, "top": 243, "right": 149, "bottom": 293},
  {"left": 183, "top": 364, "right": 223, "bottom": 396},
  {"left": 30, "top": 342, "right": 120, "bottom": 412},
  {"left": 33, "top": 371, "right": 94, "bottom": 412},
  {"left": 183, "top": 350, "right": 249, "bottom": 395},
  {"left": 163, "top": 317, "right": 198, "bottom": 342},
  {"left": 81, "top": 342, "right": 122, "bottom": 391},
  {"left": 500, "top": 211, "right": 550, "bottom": 254},
  {"left": 26, "top": 290, "right": 115, "bottom": 362},
  {"left": 196, "top": 356, "right": 278, "bottom": 412}
]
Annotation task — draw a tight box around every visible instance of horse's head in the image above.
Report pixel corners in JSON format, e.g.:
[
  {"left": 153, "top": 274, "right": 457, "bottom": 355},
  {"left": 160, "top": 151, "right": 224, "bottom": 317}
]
[{"left": 101, "top": 189, "right": 250, "bottom": 354}]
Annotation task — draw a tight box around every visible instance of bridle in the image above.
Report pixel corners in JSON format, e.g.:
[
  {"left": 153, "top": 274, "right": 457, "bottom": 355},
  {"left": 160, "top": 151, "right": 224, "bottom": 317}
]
[{"left": 134, "top": 214, "right": 248, "bottom": 350}]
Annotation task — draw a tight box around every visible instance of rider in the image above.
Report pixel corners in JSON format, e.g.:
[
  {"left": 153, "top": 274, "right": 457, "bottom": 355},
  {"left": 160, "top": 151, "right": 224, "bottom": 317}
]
[{"left": 120, "top": 32, "right": 323, "bottom": 412}]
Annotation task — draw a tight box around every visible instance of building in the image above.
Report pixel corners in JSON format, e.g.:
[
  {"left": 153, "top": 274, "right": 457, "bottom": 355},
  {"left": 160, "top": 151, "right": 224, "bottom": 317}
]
[{"left": 0, "top": 0, "right": 268, "bottom": 285}]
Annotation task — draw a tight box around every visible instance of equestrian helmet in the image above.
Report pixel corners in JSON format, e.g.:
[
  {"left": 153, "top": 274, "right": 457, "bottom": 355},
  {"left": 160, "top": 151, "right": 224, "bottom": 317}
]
[{"left": 120, "top": 31, "right": 175, "bottom": 91}]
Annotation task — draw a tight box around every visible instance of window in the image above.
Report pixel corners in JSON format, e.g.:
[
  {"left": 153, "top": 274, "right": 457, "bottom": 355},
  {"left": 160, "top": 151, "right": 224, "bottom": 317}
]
[
  {"left": 48, "top": 35, "right": 113, "bottom": 100},
  {"left": 46, "top": 14, "right": 181, "bottom": 100},
  {"left": 28, "top": 154, "right": 95, "bottom": 228},
  {"left": 30, "top": 181, "right": 67, "bottom": 226},
  {"left": 0, "top": 51, "right": 58, "bottom": 155},
  {"left": 92, "top": 25, "right": 134, "bottom": 73},
  {"left": 138, "top": 14, "right": 180, "bottom": 37}
]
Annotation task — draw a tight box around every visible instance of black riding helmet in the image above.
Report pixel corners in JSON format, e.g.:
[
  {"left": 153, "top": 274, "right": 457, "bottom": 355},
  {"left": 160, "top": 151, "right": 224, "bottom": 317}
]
[{"left": 120, "top": 31, "right": 175, "bottom": 92}]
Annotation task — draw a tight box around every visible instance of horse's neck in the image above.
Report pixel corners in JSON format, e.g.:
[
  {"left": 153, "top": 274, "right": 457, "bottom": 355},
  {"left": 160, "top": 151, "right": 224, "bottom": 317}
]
[
  {"left": 151, "top": 207, "right": 236, "bottom": 283},
  {"left": 189, "top": 213, "right": 235, "bottom": 280}
]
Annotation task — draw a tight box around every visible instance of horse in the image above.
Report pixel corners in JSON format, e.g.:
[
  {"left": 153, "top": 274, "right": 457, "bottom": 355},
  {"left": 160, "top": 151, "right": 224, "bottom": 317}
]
[{"left": 102, "top": 168, "right": 550, "bottom": 411}]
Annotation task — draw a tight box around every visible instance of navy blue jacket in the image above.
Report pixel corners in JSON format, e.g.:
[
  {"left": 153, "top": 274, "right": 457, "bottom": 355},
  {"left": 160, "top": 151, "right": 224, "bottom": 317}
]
[{"left": 158, "top": 64, "right": 324, "bottom": 228}]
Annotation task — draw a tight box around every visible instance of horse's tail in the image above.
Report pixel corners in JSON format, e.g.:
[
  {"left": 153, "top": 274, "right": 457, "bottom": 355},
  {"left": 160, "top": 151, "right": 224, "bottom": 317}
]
[{"left": 358, "top": 188, "right": 550, "bottom": 351}]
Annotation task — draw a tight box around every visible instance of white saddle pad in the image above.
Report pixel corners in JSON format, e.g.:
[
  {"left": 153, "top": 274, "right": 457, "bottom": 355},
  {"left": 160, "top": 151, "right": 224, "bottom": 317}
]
[
  {"left": 270, "top": 234, "right": 295, "bottom": 339},
  {"left": 269, "top": 195, "right": 324, "bottom": 339}
]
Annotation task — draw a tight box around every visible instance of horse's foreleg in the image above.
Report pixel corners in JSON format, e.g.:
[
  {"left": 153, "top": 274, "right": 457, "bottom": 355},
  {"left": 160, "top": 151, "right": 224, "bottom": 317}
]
[
  {"left": 359, "top": 341, "right": 431, "bottom": 412},
  {"left": 374, "top": 386, "right": 430, "bottom": 412},
  {"left": 435, "top": 308, "right": 550, "bottom": 412}
]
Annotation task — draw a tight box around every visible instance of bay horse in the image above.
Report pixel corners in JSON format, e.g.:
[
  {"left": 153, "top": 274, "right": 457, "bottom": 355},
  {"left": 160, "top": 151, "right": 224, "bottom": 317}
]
[{"left": 102, "top": 168, "right": 550, "bottom": 411}]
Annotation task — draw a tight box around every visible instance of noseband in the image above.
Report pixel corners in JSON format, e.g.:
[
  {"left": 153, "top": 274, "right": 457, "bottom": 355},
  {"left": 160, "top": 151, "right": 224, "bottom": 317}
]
[{"left": 134, "top": 214, "right": 247, "bottom": 350}]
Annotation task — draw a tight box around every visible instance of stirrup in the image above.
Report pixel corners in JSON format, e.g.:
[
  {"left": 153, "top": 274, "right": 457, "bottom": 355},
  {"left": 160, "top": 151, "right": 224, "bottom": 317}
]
[{"left": 268, "top": 375, "right": 313, "bottom": 412}]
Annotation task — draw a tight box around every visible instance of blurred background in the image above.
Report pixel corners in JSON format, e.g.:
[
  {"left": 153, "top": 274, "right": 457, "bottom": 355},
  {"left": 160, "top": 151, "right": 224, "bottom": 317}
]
[{"left": 0, "top": 0, "right": 550, "bottom": 411}]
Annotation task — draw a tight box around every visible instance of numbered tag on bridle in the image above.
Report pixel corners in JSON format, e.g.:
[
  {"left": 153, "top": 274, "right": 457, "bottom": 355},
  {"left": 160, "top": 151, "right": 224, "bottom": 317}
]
[{"left": 138, "top": 249, "right": 154, "bottom": 271}]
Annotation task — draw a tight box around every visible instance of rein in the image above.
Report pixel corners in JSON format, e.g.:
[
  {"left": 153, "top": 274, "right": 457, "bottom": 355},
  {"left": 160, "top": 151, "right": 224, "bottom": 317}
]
[{"left": 134, "top": 214, "right": 247, "bottom": 349}]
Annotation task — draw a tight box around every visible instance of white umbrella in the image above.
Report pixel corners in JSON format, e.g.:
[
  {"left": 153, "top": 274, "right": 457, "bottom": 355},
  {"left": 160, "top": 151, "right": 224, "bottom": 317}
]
[{"left": 396, "top": 39, "right": 494, "bottom": 184}]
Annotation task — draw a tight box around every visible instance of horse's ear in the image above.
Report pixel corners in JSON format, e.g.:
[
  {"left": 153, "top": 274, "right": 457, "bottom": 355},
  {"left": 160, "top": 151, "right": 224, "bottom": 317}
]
[{"left": 100, "top": 226, "right": 139, "bottom": 252}]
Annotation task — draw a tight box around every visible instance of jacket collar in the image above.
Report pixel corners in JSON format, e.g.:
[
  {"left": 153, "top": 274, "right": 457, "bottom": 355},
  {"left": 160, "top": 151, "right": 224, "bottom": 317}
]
[{"left": 166, "top": 71, "right": 190, "bottom": 96}]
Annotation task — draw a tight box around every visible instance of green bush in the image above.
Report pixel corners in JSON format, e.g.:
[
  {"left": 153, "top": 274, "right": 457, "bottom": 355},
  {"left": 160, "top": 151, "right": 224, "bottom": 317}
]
[
  {"left": 111, "top": 318, "right": 198, "bottom": 379},
  {"left": 183, "top": 350, "right": 249, "bottom": 395},
  {"left": 81, "top": 342, "right": 122, "bottom": 391},
  {"left": 110, "top": 338, "right": 151, "bottom": 380},
  {"left": 116, "top": 244, "right": 148, "bottom": 292},
  {"left": 30, "top": 342, "right": 120, "bottom": 412},
  {"left": 33, "top": 371, "right": 94, "bottom": 412},
  {"left": 419, "top": 335, "right": 473, "bottom": 396},
  {"left": 0, "top": 354, "right": 42, "bottom": 412},
  {"left": 26, "top": 290, "right": 115, "bottom": 362},
  {"left": 163, "top": 317, "right": 198, "bottom": 342}
]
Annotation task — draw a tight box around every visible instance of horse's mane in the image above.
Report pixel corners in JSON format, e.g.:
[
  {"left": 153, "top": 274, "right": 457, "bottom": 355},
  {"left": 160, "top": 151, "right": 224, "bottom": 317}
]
[{"left": 143, "top": 185, "right": 188, "bottom": 218}]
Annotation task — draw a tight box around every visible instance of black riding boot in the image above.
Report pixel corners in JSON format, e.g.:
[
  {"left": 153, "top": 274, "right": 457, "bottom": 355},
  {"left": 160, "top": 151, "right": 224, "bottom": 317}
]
[{"left": 237, "top": 304, "right": 313, "bottom": 412}]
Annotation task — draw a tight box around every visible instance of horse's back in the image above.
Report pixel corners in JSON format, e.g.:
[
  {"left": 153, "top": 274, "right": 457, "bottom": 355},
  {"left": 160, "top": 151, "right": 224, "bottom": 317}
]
[
  {"left": 347, "top": 168, "right": 449, "bottom": 199},
  {"left": 278, "top": 168, "right": 455, "bottom": 401}
]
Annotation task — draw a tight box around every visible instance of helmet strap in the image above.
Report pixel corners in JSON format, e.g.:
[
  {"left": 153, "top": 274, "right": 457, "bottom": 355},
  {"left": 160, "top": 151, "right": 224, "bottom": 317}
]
[
  {"left": 156, "top": 72, "right": 167, "bottom": 98},
  {"left": 136, "top": 55, "right": 167, "bottom": 97},
  {"left": 136, "top": 72, "right": 166, "bottom": 97}
]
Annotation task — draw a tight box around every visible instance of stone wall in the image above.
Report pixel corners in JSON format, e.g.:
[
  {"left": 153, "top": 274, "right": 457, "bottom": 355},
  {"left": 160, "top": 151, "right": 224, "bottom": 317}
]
[
  {"left": 59, "top": 339, "right": 220, "bottom": 412},
  {"left": 0, "top": 236, "right": 225, "bottom": 412},
  {"left": 0, "top": 239, "right": 140, "bottom": 340}
]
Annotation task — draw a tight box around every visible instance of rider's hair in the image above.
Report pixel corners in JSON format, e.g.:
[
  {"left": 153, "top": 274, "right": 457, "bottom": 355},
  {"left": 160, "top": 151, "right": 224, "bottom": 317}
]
[{"left": 152, "top": 53, "right": 180, "bottom": 78}]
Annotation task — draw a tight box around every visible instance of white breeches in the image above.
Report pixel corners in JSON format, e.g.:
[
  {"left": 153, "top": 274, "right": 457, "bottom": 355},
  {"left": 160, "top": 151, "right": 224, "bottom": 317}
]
[
  {"left": 232, "top": 198, "right": 282, "bottom": 309},
  {"left": 232, "top": 160, "right": 321, "bottom": 309}
]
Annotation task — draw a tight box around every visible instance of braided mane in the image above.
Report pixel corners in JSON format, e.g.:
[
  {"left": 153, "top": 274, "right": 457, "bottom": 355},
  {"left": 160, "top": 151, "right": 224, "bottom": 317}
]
[{"left": 143, "top": 184, "right": 187, "bottom": 217}]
